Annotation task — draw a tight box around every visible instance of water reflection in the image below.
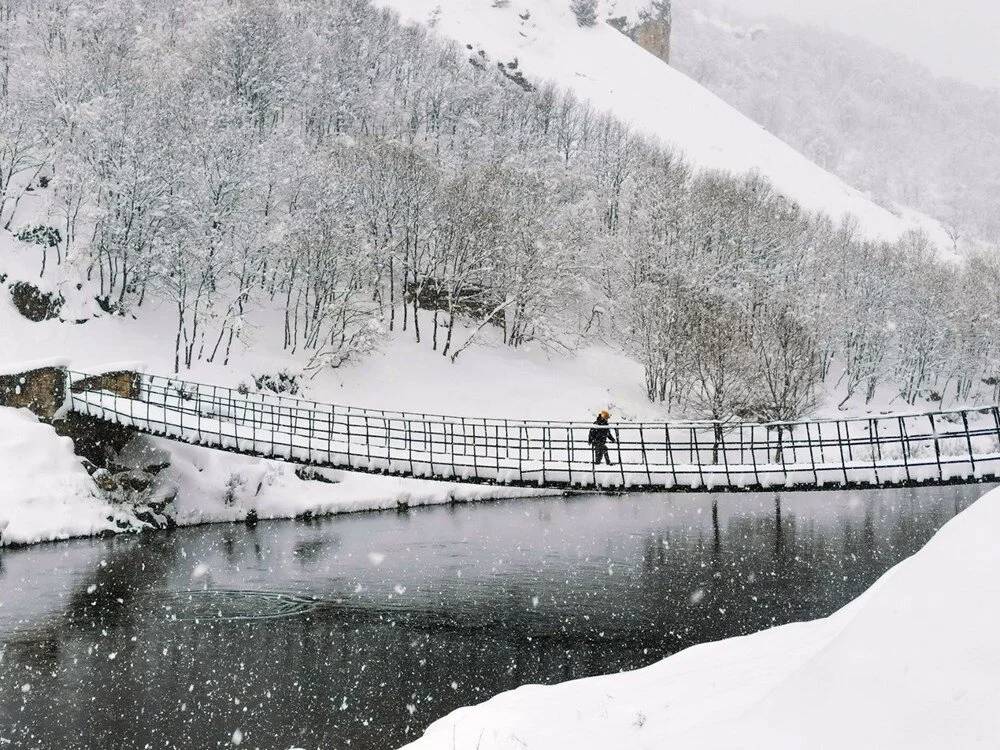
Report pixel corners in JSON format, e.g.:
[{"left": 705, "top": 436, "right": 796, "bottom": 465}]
[{"left": 0, "top": 484, "right": 987, "bottom": 750}]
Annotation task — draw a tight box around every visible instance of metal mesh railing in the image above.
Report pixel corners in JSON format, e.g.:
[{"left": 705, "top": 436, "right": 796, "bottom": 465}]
[{"left": 67, "top": 370, "right": 1000, "bottom": 491}]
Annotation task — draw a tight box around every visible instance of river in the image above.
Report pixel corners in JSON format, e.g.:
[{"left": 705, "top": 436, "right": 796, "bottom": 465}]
[{"left": 0, "top": 484, "right": 987, "bottom": 749}]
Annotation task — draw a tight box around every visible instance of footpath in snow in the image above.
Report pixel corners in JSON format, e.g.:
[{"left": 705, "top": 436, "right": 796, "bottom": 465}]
[{"left": 403, "top": 486, "right": 1000, "bottom": 749}]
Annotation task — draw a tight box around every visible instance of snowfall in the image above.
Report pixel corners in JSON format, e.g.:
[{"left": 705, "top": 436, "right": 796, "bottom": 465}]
[
  {"left": 404, "top": 484, "right": 1000, "bottom": 750},
  {"left": 0, "top": 2, "right": 992, "bottom": 747},
  {"left": 0, "top": 0, "right": 957, "bottom": 547}
]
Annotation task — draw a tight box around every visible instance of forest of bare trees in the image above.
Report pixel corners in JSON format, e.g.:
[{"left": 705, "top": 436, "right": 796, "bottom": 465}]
[{"left": 3, "top": 0, "right": 1000, "bottom": 423}]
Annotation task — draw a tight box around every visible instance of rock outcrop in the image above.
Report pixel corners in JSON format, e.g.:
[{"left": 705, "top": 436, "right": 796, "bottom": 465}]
[
  {"left": 608, "top": 2, "right": 672, "bottom": 64},
  {"left": 86, "top": 435, "right": 178, "bottom": 531},
  {"left": 9, "top": 280, "right": 63, "bottom": 322}
]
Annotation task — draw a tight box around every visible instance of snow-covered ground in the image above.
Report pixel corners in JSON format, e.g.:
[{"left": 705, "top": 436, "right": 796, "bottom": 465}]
[
  {"left": 161, "top": 439, "right": 548, "bottom": 527},
  {"left": 0, "top": 408, "right": 125, "bottom": 545},
  {"left": 0, "top": 226, "right": 657, "bottom": 424},
  {"left": 377, "top": 0, "right": 949, "bottom": 247},
  {"left": 403, "top": 484, "right": 1000, "bottom": 749},
  {"left": 0, "top": 405, "right": 551, "bottom": 547}
]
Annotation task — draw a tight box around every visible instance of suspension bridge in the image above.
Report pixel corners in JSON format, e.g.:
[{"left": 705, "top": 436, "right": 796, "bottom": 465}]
[{"left": 5, "top": 365, "right": 1000, "bottom": 492}]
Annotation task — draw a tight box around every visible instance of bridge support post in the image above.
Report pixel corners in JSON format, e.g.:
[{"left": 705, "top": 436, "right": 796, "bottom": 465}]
[
  {"left": 70, "top": 370, "right": 142, "bottom": 400},
  {"left": 0, "top": 364, "right": 69, "bottom": 421}
]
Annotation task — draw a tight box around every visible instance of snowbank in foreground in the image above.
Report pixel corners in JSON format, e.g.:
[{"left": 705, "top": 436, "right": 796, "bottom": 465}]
[
  {"left": 0, "top": 408, "right": 121, "bottom": 545},
  {"left": 403, "top": 487, "right": 1000, "bottom": 749}
]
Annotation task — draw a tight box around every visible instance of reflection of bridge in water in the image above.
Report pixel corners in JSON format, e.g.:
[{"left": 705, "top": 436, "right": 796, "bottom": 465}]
[{"left": 6, "top": 366, "right": 1000, "bottom": 492}]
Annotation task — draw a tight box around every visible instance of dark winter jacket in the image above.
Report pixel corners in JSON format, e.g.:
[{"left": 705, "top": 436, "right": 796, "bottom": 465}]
[{"left": 588, "top": 416, "right": 616, "bottom": 446}]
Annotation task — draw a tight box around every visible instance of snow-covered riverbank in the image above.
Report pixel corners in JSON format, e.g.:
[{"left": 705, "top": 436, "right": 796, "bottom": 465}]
[
  {"left": 0, "top": 407, "right": 128, "bottom": 545},
  {"left": 0, "top": 406, "right": 553, "bottom": 547},
  {"left": 403, "top": 485, "right": 1000, "bottom": 749}
]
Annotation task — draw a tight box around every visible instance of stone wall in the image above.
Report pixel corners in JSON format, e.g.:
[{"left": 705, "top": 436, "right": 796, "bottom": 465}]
[
  {"left": 0, "top": 366, "right": 67, "bottom": 420},
  {"left": 0, "top": 366, "right": 144, "bottom": 422},
  {"left": 71, "top": 371, "right": 142, "bottom": 399}
]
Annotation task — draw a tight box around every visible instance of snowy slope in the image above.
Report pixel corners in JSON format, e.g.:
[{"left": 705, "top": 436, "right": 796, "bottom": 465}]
[
  {"left": 403, "top": 485, "right": 1000, "bottom": 749},
  {"left": 0, "top": 408, "right": 122, "bottom": 545},
  {"left": 378, "top": 0, "right": 948, "bottom": 245},
  {"left": 0, "top": 228, "right": 656, "bottom": 423}
]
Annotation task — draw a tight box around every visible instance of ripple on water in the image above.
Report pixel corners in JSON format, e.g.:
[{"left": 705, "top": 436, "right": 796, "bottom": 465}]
[{"left": 145, "top": 589, "right": 322, "bottom": 622}]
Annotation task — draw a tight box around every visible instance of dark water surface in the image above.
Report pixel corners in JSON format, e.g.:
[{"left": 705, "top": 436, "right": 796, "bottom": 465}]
[{"left": 0, "top": 485, "right": 986, "bottom": 749}]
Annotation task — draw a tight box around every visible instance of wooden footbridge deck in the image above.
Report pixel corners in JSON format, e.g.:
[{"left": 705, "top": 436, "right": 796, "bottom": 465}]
[{"left": 5, "top": 366, "right": 1000, "bottom": 492}]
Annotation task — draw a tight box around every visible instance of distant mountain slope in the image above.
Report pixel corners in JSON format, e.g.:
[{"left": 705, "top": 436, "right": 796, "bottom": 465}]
[
  {"left": 379, "top": 0, "right": 947, "bottom": 245},
  {"left": 671, "top": 0, "right": 1000, "bottom": 245}
]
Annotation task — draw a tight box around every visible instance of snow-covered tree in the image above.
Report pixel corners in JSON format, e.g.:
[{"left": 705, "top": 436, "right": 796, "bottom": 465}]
[{"left": 0, "top": 0, "right": 991, "bottom": 417}]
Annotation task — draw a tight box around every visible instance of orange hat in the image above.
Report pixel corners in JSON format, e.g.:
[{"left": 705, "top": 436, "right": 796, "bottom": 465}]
[{"left": 599, "top": 410, "right": 610, "bottom": 419}]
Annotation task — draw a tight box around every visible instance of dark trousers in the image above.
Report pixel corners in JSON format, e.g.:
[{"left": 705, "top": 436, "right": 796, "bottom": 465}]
[{"left": 592, "top": 444, "right": 612, "bottom": 465}]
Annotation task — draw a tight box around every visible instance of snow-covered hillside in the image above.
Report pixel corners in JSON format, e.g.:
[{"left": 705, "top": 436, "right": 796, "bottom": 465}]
[
  {"left": 0, "top": 226, "right": 656, "bottom": 423},
  {"left": 379, "top": 0, "right": 947, "bottom": 245},
  {"left": 404, "top": 485, "right": 1000, "bottom": 749}
]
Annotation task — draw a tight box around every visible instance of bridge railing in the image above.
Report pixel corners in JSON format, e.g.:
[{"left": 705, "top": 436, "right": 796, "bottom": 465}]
[{"left": 67, "top": 370, "right": 1000, "bottom": 490}]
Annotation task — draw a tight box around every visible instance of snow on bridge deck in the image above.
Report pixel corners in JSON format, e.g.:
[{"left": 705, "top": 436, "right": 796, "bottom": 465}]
[{"left": 68, "top": 371, "right": 1000, "bottom": 492}]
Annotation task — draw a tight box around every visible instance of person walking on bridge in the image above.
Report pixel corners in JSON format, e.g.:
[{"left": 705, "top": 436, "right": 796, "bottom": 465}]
[{"left": 588, "top": 410, "right": 616, "bottom": 466}]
